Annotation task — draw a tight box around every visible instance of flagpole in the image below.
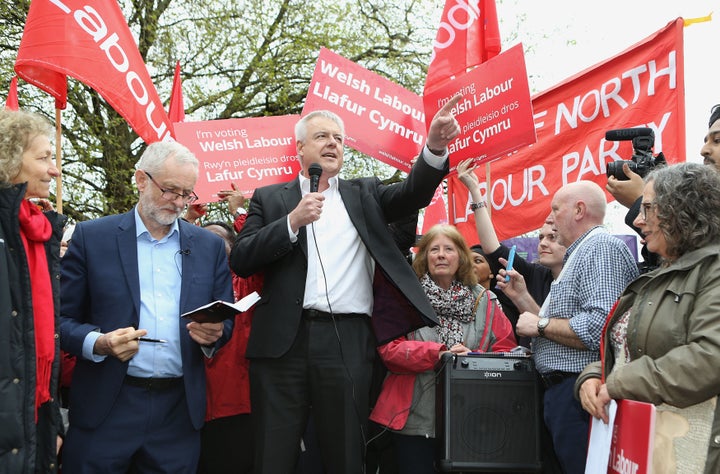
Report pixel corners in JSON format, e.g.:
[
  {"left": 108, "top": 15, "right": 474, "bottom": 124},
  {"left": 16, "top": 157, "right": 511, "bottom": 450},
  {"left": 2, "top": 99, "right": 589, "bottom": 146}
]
[
  {"left": 55, "top": 107, "right": 62, "bottom": 214},
  {"left": 485, "top": 162, "right": 491, "bottom": 218}
]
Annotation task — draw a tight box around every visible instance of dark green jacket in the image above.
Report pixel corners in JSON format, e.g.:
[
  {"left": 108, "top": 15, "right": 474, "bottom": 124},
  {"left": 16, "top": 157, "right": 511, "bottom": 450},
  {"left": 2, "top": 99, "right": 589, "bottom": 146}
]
[{"left": 577, "top": 243, "right": 720, "bottom": 474}]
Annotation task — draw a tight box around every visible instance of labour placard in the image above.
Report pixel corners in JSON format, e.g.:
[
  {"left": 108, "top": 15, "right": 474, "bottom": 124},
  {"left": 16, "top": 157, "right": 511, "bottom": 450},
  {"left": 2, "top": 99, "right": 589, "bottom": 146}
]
[
  {"left": 303, "top": 48, "right": 426, "bottom": 173},
  {"left": 422, "top": 43, "right": 536, "bottom": 170},
  {"left": 174, "top": 115, "right": 300, "bottom": 202}
]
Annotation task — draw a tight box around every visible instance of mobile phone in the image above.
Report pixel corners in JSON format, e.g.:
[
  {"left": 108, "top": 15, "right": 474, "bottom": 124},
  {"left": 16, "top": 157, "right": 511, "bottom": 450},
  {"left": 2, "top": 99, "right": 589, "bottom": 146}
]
[{"left": 505, "top": 245, "right": 516, "bottom": 282}]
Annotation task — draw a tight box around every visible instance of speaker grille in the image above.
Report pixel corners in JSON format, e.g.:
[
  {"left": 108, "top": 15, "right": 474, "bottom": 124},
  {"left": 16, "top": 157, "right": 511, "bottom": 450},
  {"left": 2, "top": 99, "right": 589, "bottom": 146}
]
[
  {"left": 437, "top": 355, "right": 542, "bottom": 472},
  {"left": 451, "top": 380, "right": 537, "bottom": 462}
]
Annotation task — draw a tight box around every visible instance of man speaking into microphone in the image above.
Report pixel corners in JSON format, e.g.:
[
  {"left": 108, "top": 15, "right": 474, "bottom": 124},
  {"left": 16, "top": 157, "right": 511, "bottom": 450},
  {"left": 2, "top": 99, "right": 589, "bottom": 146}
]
[{"left": 231, "top": 99, "right": 461, "bottom": 474}]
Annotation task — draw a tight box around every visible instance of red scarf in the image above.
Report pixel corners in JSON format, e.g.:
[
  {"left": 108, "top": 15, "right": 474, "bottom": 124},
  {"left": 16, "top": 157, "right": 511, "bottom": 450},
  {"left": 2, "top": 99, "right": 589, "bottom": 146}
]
[{"left": 18, "top": 199, "right": 54, "bottom": 422}]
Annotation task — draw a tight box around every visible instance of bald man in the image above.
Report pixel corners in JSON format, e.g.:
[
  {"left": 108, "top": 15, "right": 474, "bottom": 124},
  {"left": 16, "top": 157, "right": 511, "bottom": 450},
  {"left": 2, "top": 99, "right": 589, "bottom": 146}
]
[{"left": 516, "top": 181, "right": 638, "bottom": 473}]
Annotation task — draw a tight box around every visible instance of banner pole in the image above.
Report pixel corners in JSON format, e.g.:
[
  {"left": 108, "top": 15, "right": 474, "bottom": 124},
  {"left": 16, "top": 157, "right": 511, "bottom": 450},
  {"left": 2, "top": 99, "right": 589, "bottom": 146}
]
[
  {"left": 485, "top": 162, "right": 491, "bottom": 218},
  {"left": 55, "top": 107, "right": 62, "bottom": 214}
]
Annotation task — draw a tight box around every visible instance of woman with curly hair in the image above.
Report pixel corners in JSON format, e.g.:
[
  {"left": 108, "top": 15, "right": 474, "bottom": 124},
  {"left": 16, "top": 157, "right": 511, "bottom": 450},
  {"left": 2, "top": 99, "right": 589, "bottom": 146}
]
[
  {"left": 577, "top": 162, "right": 720, "bottom": 474},
  {"left": 0, "top": 109, "right": 65, "bottom": 473}
]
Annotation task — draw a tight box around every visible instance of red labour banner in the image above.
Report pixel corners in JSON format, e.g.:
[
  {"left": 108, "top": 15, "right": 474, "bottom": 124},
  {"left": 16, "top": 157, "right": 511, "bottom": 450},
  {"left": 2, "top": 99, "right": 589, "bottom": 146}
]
[
  {"left": 174, "top": 115, "right": 300, "bottom": 202},
  {"left": 15, "top": 0, "right": 173, "bottom": 144},
  {"left": 304, "top": 48, "right": 425, "bottom": 173},
  {"left": 449, "top": 18, "right": 685, "bottom": 242}
]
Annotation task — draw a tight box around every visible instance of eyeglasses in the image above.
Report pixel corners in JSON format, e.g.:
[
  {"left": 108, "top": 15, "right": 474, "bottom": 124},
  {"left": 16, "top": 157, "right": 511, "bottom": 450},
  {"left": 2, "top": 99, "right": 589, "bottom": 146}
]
[
  {"left": 640, "top": 201, "right": 657, "bottom": 220},
  {"left": 144, "top": 171, "right": 198, "bottom": 204}
]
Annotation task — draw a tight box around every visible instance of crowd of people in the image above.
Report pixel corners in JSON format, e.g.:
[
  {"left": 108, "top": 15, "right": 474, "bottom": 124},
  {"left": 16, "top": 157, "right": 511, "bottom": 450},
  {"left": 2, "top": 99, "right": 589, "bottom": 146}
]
[{"left": 2, "top": 101, "right": 720, "bottom": 474}]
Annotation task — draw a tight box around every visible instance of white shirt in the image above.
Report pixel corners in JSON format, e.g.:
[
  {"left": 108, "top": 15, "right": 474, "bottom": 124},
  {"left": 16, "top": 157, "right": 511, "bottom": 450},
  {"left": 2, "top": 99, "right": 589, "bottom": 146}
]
[
  {"left": 293, "top": 173, "right": 375, "bottom": 315},
  {"left": 286, "top": 147, "right": 448, "bottom": 316}
]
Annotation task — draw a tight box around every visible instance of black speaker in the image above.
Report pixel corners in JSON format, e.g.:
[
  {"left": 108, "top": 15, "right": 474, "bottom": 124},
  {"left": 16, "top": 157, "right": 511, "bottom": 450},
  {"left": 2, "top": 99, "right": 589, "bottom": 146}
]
[{"left": 435, "top": 353, "right": 542, "bottom": 472}]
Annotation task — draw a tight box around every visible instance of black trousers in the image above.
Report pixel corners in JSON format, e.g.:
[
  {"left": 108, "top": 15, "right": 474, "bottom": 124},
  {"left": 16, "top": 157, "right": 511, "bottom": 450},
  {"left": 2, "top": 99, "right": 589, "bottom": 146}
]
[
  {"left": 250, "top": 314, "right": 375, "bottom": 474},
  {"left": 198, "top": 413, "right": 253, "bottom": 474}
]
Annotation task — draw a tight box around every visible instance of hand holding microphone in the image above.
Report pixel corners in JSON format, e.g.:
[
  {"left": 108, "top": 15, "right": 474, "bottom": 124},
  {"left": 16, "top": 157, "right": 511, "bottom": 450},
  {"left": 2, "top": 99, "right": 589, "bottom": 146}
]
[
  {"left": 288, "top": 163, "right": 325, "bottom": 233},
  {"left": 309, "top": 163, "right": 322, "bottom": 193}
]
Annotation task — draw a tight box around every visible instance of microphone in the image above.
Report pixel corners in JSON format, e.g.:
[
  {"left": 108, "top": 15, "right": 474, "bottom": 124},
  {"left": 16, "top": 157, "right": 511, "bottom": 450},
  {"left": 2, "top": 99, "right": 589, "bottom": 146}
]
[
  {"left": 180, "top": 249, "right": 191, "bottom": 256},
  {"left": 308, "top": 163, "right": 322, "bottom": 193},
  {"left": 605, "top": 127, "right": 653, "bottom": 141}
]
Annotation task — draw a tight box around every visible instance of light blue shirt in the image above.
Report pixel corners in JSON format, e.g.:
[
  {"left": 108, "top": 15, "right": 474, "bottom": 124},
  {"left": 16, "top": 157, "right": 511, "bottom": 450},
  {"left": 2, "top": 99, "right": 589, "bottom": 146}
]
[{"left": 82, "top": 208, "right": 184, "bottom": 377}]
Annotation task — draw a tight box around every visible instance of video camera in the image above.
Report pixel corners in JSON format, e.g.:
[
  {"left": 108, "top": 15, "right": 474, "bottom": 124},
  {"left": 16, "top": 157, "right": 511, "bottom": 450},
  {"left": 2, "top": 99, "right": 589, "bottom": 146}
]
[{"left": 605, "top": 127, "right": 666, "bottom": 180}]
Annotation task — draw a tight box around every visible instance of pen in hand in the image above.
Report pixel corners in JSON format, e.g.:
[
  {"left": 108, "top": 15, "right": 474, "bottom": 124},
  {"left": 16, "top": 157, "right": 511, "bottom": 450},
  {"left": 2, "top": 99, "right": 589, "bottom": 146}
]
[{"left": 138, "top": 337, "right": 167, "bottom": 343}]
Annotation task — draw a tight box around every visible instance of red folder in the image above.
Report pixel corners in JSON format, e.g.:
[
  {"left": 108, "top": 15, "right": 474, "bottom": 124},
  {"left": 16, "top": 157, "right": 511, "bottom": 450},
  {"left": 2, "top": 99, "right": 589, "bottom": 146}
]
[{"left": 608, "top": 399, "right": 655, "bottom": 473}]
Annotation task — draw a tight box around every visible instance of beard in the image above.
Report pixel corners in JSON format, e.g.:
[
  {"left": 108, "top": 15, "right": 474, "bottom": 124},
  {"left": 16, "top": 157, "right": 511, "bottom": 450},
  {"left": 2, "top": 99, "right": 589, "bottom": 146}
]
[{"left": 139, "top": 192, "right": 184, "bottom": 227}]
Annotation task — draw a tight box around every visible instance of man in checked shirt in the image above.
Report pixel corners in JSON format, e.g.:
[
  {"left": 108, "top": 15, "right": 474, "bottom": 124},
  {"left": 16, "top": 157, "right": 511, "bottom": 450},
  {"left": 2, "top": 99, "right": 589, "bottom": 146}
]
[{"left": 513, "top": 180, "right": 638, "bottom": 474}]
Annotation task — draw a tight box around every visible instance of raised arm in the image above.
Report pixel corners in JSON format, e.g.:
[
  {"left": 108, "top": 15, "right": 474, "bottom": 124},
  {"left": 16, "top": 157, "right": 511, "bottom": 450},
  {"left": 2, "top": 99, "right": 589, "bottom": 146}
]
[{"left": 456, "top": 158, "right": 500, "bottom": 253}]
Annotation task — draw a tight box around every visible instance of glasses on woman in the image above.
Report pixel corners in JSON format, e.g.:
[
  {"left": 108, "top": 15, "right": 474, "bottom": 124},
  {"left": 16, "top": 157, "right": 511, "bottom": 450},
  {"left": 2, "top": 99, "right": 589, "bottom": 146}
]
[
  {"left": 144, "top": 171, "right": 198, "bottom": 204},
  {"left": 640, "top": 201, "right": 657, "bottom": 220}
]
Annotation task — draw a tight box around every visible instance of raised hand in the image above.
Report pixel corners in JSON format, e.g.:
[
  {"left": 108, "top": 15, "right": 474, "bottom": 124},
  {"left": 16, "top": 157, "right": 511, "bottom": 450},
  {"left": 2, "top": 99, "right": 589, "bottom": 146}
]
[
  {"left": 456, "top": 158, "right": 480, "bottom": 190},
  {"left": 218, "top": 182, "right": 247, "bottom": 215},
  {"left": 426, "top": 94, "right": 462, "bottom": 152}
]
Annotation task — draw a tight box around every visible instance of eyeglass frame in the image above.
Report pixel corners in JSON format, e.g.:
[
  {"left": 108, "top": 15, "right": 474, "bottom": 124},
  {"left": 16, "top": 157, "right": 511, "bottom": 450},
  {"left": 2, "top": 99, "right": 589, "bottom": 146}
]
[
  {"left": 640, "top": 201, "right": 657, "bottom": 221},
  {"left": 143, "top": 170, "right": 198, "bottom": 204}
]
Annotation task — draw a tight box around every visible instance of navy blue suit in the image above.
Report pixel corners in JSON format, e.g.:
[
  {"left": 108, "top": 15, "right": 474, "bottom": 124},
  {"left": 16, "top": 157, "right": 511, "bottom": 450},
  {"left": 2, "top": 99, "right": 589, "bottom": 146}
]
[{"left": 60, "top": 210, "right": 232, "bottom": 471}]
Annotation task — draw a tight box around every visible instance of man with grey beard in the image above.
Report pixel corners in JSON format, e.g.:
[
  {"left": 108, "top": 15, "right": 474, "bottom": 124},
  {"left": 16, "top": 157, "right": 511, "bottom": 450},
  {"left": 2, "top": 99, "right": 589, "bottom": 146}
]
[{"left": 59, "top": 141, "right": 233, "bottom": 473}]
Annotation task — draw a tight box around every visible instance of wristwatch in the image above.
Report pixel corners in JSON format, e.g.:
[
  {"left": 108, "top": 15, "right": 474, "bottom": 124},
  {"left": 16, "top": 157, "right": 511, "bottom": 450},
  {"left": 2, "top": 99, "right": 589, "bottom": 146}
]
[{"left": 537, "top": 317, "right": 550, "bottom": 337}]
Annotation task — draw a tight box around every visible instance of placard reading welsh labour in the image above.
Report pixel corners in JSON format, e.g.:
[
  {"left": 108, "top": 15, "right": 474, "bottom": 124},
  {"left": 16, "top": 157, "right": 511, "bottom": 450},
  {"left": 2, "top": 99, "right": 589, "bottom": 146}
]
[
  {"left": 423, "top": 43, "right": 536, "bottom": 170},
  {"left": 174, "top": 115, "right": 300, "bottom": 202},
  {"left": 303, "top": 48, "right": 425, "bottom": 173}
]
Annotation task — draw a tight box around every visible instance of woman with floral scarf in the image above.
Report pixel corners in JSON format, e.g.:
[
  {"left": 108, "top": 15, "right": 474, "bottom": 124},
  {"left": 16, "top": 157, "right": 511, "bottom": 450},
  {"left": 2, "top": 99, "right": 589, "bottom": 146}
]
[{"left": 370, "top": 224, "right": 516, "bottom": 474}]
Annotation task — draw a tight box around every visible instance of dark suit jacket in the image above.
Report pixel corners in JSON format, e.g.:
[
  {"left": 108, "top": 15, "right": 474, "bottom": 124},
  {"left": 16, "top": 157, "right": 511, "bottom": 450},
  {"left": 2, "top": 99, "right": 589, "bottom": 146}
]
[
  {"left": 231, "top": 154, "right": 447, "bottom": 358},
  {"left": 59, "top": 210, "right": 233, "bottom": 430}
]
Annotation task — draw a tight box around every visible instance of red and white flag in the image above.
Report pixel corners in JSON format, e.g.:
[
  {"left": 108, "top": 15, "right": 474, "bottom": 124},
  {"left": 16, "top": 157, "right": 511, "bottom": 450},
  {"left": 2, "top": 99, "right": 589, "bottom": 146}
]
[
  {"left": 420, "top": 184, "right": 448, "bottom": 235},
  {"left": 5, "top": 76, "right": 19, "bottom": 111},
  {"left": 168, "top": 60, "right": 185, "bottom": 126},
  {"left": 15, "top": 0, "right": 173, "bottom": 144},
  {"left": 424, "top": 0, "right": 501, "bottom": 95}
]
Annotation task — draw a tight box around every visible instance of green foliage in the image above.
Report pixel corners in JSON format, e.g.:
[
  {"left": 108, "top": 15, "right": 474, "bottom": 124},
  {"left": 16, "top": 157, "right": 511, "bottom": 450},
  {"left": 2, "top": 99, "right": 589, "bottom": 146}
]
[{"left": 0, "top": 0, "right": 442, "bottom": 223}]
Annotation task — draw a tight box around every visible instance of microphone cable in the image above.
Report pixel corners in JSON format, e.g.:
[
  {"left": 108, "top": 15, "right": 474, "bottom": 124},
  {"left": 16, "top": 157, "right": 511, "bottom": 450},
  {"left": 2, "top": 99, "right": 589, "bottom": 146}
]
[
  {"left": 174, "top": 247, "right": 190, "bottom": 276},
  {"left": 310, "top": 219, "right": 368, "bottom": 474},
  {"left": 363, "top": 353, "right": 455, "bottom": 458}
]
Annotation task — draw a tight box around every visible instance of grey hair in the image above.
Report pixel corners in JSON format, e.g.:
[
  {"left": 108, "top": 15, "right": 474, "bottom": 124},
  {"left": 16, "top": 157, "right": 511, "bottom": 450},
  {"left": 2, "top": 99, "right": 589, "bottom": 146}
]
[
  {"left": 294, "top": 110, "right": 345, "bottom": 142},
  {"left": 0, "top": 109, "right": 53, "bottom": 185},
  {"left": 135, "top": 141, "right": 198, "bottom": 174},
  {"left": 646, "top": 162, "right": 720, "bottom": 260}
]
